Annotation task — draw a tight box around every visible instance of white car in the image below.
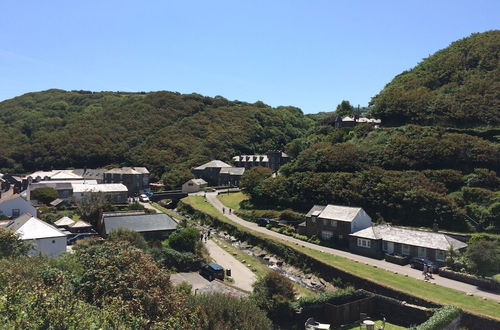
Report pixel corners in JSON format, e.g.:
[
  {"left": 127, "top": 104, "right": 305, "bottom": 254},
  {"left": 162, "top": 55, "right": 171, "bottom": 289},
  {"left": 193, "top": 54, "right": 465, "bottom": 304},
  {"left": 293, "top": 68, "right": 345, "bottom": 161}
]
[{"left": 139, "top": 194, "right": 150, "bottom": 202}]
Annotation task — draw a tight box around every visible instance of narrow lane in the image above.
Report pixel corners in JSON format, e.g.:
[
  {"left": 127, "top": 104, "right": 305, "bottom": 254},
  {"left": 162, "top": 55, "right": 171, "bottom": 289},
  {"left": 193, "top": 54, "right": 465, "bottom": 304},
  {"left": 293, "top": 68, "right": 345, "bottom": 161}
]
[{"left": 206, "top": 192, "right": 500, "bottom": 302}]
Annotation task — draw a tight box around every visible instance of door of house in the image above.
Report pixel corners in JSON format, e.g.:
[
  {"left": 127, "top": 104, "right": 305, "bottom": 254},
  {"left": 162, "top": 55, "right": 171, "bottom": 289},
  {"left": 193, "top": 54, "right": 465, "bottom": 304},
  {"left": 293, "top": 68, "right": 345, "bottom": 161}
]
[{"left": 386, "top": 242, "right": 394, "bottom": 254}]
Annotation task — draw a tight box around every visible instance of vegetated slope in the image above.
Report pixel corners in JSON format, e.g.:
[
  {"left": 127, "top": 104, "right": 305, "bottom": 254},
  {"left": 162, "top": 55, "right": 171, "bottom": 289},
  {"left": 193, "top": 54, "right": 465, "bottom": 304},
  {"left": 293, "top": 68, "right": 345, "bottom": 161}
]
[
  {"left": 0, "top": 89, "right": 313, "bottom": 187},
  {"left": 370, "top": 30, "right": 500, "bottom": 127},
  {"left": 247, "top": 123, "right": 499, "bottom": 232}
]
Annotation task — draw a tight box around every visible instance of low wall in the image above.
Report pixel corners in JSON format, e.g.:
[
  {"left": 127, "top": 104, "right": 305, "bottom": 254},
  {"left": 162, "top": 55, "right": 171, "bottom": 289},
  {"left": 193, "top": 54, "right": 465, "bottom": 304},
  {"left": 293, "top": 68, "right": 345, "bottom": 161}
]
[
  {"left": 439, "top": 268, "right": 499, "bottom": 291},
  {"left": 373, "top": 294, "right": 431, "bottom": 327},
  {"left": 385, "top": 254, "right": 409, "bottom": 265},
  {"left": 324, "top": 296, "right": 374, "bottom": 326}
]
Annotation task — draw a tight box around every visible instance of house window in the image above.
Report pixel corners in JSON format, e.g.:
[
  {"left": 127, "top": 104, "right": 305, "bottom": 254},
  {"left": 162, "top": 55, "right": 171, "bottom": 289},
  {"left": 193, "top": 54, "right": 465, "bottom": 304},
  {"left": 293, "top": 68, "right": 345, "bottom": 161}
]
[
  {"left": 401, "top": 244, "right": 410, "bottom": 256},
  {"left": 436, "top": 250, "right": 445, "bottom": 261},
  {"left": 311, "top": 216, "right": 316, "bottom": 223},
  {"left": 331, "top": 220, "right": 337, "bottom": 228},
  {"left": 338, "top": 234, "right": 343, "bottom": 240},
  {"left": 382, "top": 241, "right": 388, "bottom": 252},
  {"left": 12, "top": 209, "right": 20, "bottom": 218},
  {"left": 357, "top": 238, "right": 371, "bottom": 248},
  {"left": 418, "top": 247, "right": 426, "bottom": 258},
  {"left": 321, "top": 230, "right": 333, "bottom": 240},
  {"left": 52, "top": 240, "right": 56, "bottom": 244},
  {"left": 323, "top": 219, "right": 329, "bottom": 226}
]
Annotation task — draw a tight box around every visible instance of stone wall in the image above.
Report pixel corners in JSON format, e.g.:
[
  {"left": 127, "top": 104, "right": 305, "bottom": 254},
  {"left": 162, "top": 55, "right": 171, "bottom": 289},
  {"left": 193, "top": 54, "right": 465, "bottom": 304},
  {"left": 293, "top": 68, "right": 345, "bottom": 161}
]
[{"left": 439, "top": 267, "right": 499, "bottom": 291}]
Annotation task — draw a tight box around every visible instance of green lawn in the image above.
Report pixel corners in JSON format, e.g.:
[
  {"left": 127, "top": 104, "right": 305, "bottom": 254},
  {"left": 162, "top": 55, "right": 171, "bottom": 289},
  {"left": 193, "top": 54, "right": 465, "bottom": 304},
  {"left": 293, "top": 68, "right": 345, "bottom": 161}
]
[
  {"left": 151, "top": 202, "right": 184, "bottom": 220},
  {"left": 182, "top": 195, "right": 500, "bottom": 320},
  {"left": 211, "top": 236, "right": 315, "bottom": 298},
  {"left": 217, "top": 191, "right": 249, "bottom": 211}
]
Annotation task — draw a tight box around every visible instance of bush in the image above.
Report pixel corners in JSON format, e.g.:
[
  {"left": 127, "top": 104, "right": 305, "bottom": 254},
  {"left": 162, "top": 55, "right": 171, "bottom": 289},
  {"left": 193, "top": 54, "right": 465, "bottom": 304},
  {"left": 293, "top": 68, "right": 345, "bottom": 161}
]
[
  {"left": 108, "top": 228, "right": 148, "bottom": 250},
  {"left": 151, "top": 247, "right": 203, "bottom": 272},
  {"left": 292, "top": 287, "right": 356, "bottom": 309},
  {"left": 31, "top": 187, "right": 58, "bottom": 204},
  {"left": 166, "top": 227, "right": 201, "bottom": 253},
  {"left": 251, "top": 272, "right": 296, "bottom": 323},
  {"left": 410, "top": 306, "right": 461, "bottom": 330},
  {"left": 191, "top": 293, "right": 272, "bottom": 330},
  {"left": 279, "top": 209, "right": 305, "bottom": 222}
]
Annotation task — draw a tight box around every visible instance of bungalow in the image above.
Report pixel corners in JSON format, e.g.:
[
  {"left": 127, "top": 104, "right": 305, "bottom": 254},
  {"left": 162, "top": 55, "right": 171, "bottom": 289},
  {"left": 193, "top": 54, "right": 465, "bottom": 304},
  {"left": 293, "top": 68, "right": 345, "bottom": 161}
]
[
  {"left": 72, "top": 183, "right": 128, "bottom": 203},
  {"left": 0, "top": 195, "right": 37, "bottom": 219},
  {"left": 305, "top": 204, "right": 372, "bottom": 242},
  {"left": 182, "top": 178, "right": 208, "bottom": 193},
  {"left": 4, "top": 214, "right": 67, "bottom": 257},
  {"left": 349, "top": 224, "right": 467, "bottom": 266},
  {"left": 101, "top": 211, "right": 178, "bottom": 240}
]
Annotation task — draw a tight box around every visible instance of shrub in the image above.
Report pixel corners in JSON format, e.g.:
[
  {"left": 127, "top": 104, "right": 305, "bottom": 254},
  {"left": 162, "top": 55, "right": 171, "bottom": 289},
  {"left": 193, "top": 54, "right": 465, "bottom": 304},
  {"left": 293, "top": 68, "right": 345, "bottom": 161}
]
[
  {"left": 251, "top": 272, "right": 296, "bottom": 323},
  {"left": 166, "top": 227, "right": 201, "bottom": 253},
  {"left": 151, "top": 247, "right": 203, "bottom": 272},
  {"left": 279, "top": 209, "right": 305, "bottom": 222},
  {"left": 31, "top": 187, "right": 58, "bottom": 204},
  {"left": 410, "top": 306, "right": 461, "bottom": 330},
  {"left": 108, "top": 228, "right": 148, "bottom": 250},
  {"left": 191, "top": 293, "right": 272, "bottom": 330}
]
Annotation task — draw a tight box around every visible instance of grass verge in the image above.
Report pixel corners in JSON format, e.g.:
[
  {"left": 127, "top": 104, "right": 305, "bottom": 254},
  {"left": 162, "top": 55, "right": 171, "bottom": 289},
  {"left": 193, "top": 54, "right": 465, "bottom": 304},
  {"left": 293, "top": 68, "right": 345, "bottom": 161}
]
[
  {"left": 151, "top": 202, "right": 183, "bottom": 220},
  {"left": 182, "top": 195, "right": 500, "bottom": 320}
]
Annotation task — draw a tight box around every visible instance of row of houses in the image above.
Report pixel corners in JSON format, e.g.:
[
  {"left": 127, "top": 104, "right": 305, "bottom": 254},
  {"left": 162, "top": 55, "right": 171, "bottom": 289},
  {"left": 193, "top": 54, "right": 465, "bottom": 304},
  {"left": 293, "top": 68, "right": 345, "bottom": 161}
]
[{"left": 301, "top": 204, "right": 467, "bottom": 266}]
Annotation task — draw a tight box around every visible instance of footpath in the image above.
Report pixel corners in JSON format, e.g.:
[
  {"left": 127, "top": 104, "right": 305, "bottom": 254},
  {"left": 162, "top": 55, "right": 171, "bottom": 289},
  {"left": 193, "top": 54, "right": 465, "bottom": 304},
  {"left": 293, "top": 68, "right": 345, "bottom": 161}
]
[{"left": 205, "top": 192, "right": 500, "bottom": 302}]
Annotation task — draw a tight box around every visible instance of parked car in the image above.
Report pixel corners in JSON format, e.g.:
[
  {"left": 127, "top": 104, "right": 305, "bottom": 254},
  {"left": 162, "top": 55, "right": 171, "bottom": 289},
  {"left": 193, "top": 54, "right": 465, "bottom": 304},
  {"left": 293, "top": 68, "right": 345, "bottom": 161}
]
[
  {"left": 144, "top": 191, "right": 154, "bottom": 198},
  {"left": 67, "top": 233, "right": 94, "bottom": 245},
  {"left": 139, "top": 194, "right": 150, "bottom": 202},
  {"left": 410, "top": 257, "right": 440, "bottom": 273},
  {"left": 199, "top": 263, "right": 225, "bottom": 281},
  {"left": 257, "top": 217, "right": 271, "bottom": 227}
]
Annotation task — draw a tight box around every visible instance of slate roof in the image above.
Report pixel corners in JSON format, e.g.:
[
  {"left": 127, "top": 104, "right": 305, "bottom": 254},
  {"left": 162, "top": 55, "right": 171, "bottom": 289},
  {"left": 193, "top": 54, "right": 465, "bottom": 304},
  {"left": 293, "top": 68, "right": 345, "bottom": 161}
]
[
  {"left": 70, "top": 220, "right": 92, "bottom": 228},
  {"left": 219, "top": 167, "right": 245, "bottom": 176},
  {"left": 103, "top": 212, "right": 178, "bottom": 234},
  {"left": 350, "top": 224, "right": 467, "bottom": 251},
  {"left": 193, "top": 160, "right": 232, "bottom": 170},
  {"left": 306, "top": 204, "right": 363, "bottom": 222},
  {"left": 72, "top": 168, "right": 106, "bottom": 180},
  {"left": 54, "top": 216, "right": 76, "bottom": 227},
  {"left": 72, "top": 183, "right": 128, "bottom": 193},
  {"left": 187, "top": 178, "right": 207, "bottom": 185},
  {"left": 105, "top": 167, "right": 150, "bottom": 175},
  {"left": 7, "top": 214, "right": 66, "bottom": 239},
  {"left": 27, "top": 170, "right": 84, "bottom": 181}
]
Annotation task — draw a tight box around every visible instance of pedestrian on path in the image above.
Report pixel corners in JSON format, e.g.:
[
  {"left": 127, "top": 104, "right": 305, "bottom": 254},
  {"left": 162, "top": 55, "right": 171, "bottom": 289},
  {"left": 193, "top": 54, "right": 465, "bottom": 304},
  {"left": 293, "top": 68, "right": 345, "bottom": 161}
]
[
  {"left": 200, "top": 232, "right": 204, "bottom": 241},
  {"left": 423, "top": 264, "right": 429, "bottom": 280},
  {"left": 229, "top": 208, "right": 232, "bottom": 214},
  {"left": 428, "top": 265, "right": 434, "bottom": 279},
  {"left": 207, "top": 230, "right": 211, "bottom": 240},
  {"left": 222, "top": 207, "right": 225, "bottom": 214}
]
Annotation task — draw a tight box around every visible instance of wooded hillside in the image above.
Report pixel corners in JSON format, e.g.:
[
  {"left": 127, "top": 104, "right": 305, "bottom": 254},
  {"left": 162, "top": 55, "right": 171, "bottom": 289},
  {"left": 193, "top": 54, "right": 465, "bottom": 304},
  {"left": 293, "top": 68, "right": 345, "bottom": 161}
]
[
  {"left": 0, "top": 89, "right": 312, "bottom": 187},
  {"left": 370, "top": 30, "right": 500, "bottom": 127}
]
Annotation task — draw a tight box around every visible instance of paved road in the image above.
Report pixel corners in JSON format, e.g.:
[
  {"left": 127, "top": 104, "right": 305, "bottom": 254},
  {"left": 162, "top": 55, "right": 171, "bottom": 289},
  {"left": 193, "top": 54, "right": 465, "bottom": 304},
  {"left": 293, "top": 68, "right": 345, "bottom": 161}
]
[
  {"left": 206, "top": 192, "right": 500, "bottom": 302},
  {"left": 138, "top": 201, "right": 158, "bottom": 213},
  {"left": 204, "top": 238, "right": 257, "bottom": 292}
]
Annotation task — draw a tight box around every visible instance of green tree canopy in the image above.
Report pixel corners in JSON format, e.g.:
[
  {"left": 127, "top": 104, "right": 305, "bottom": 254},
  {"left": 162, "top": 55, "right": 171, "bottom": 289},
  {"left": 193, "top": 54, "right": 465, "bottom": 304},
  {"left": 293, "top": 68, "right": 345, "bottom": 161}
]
[{"left": 31, "top": 187, "right": 58, "bottom": 204}]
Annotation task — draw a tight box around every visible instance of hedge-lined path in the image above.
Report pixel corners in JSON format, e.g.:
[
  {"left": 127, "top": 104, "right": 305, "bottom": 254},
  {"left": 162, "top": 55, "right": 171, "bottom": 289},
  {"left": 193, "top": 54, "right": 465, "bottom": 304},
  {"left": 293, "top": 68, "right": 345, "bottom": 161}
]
[{"left": 205, "top": 192, "right": 500, "bottom": 302}]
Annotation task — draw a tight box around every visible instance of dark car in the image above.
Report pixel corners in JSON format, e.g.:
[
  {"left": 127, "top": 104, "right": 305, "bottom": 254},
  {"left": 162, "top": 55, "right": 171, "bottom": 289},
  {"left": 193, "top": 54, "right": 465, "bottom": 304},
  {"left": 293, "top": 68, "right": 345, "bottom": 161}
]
[
  {"left": 257, "top": 217, "right": 271, "bottom": 227},
  {"left": 67, "top": 233, "right": 94, "bottom": 245},
  {"left": 410, "top": 257, "right": 439, "bottom": 273},
  {"left": 199, "top": 263, "right": 225, "bottom": 281}
]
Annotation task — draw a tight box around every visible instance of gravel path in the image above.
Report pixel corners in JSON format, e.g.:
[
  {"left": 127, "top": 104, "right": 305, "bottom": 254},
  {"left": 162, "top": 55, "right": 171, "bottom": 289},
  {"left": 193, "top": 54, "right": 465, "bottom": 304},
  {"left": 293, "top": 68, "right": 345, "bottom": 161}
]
[{"left": 206, "top": 192, "right": 500, "bottom": 302}]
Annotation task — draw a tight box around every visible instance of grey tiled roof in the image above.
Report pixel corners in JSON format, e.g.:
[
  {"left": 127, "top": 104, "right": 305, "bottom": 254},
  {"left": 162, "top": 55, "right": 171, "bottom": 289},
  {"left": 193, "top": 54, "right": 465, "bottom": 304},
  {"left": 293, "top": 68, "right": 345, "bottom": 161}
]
[
  {"left": 103, "top": 212, "right": 177, "bottom": 234},
  {"left": 306, "top": 204, "right": 363, "bottom": 222},
  {"left": 193, "top": 160, "right": 232, "bottom": 170},
  {"left": 219, "top": 167, "right": 245, "bottom": 175},
  {"left": 350, "top": 224, "right": 467, "bottom": 251}
]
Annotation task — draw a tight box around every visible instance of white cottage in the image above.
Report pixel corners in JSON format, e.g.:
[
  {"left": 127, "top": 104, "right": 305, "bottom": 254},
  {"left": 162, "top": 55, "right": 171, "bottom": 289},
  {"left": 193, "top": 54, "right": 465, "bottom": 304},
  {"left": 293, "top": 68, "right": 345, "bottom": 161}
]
[
  {"left": 6, "top": 214, "right": 67, "bottom": 257},
  {"left": 0, "top": 195, "right": 37, "bottom": 218}
]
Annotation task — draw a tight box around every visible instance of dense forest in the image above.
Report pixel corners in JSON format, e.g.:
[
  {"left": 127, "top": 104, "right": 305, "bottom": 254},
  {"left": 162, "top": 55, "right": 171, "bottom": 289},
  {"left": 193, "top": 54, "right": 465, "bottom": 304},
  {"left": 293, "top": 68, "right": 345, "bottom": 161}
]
[
  {"left": 370, "top": 30, "right": 499, "bottom": 127},
  {"left": 0, "top": 90, "right": 312, "bottom": 187}
]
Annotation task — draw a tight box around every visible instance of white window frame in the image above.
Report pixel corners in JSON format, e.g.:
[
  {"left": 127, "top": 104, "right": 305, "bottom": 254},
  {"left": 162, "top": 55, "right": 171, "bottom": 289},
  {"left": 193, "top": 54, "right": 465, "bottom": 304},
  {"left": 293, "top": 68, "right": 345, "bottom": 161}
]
[
  {"left": 401, "top": 244, "right": 410, "bottom": 256},
  {"left": 435, "top": 250, "right": 445, "bottom": 262},
  {"left": 357, "top": 238, "right": 371, "bottom": 248},
  {"left": 321, "top": 230, "right": 333, "bottom": 240}
]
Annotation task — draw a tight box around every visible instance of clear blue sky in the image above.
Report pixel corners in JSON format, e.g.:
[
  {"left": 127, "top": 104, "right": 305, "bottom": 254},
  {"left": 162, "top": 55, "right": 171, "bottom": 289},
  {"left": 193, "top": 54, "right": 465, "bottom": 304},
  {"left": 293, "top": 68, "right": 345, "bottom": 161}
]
[{"left": 1, "top": 1, "right": 498, "bottom": 113}]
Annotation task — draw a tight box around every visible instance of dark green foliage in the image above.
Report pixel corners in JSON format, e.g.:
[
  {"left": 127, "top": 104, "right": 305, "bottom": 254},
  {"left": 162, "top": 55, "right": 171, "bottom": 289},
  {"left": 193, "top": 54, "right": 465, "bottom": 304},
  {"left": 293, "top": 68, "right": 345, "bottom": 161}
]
[
  {"left": 240, "top": 166, "right": 273, "bottom": 196},
  {"left": 410, "top": 306, "right": 461, "bottom": 330},
  {"left": 191, "top": 293, "right": 272, "bottom": 330},
  {"left": 31, "top": 187, "right": 58, "bottom": 204},
  {"left": 150, "top": 247, "right": 203, "bottom": 272},
  {"left": 279, "top": 209, "right": 304, "bottom": 222},
  {"left": 0, "top": 90, "right": 312, "bottom": 188},
  {"left": 465, "top": 239, "right": 500, "bottom": 276},
  {"left": 108, "top": 228, "right": 148, "bottom": 250},
  {"left": 166, "top": 227, "right": 201, "bottom": 253},
  {"left": 0, "top": 228, "right": 30, "bottom": 258},
  {"left": 370, "top": 31, "right": 500, "bottom": 127},
  {"left": 251, "top": 272, "right": 296, "bottom": 322},
  {"left": 335, "top": 100, "right": 354, "bottom": 118}
]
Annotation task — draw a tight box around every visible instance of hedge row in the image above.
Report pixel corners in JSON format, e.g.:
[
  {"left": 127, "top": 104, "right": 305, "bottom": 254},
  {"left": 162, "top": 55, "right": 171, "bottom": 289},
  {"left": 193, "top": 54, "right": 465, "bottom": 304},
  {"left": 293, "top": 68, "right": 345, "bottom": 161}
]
[{"left": 411, "top": 306, "right": 461, "bottom": 330}]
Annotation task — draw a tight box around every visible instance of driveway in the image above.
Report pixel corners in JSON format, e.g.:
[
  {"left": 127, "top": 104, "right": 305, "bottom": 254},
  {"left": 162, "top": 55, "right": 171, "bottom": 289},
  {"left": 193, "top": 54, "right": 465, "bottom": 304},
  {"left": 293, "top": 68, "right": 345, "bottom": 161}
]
[{"left": 205, "top": 192, "right": 500, "bottom": 302}]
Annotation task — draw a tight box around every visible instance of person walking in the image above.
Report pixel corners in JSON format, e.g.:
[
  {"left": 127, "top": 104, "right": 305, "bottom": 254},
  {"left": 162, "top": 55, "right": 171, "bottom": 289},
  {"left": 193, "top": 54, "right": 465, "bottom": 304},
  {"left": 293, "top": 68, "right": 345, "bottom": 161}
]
[
  {"left": 229, "top": 208, "right": 232, "bottom": 214},
  {"left": 428, "top": 265, "right": 434, "bottom": 279},
  {"left": 423, "top": 264, "right": 429, "bottom": 280},
  {"left": 222, "top": 207, "right": 225, "bottom": 214}
]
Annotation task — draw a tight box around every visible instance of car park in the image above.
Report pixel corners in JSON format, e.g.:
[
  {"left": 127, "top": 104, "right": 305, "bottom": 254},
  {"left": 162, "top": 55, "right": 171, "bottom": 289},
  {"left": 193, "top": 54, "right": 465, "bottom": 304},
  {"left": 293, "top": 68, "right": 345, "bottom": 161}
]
[
  {"left": 409, "top": 257, "right": 439, "bottom": 273},
  {"left": 199, "top": 263, "right": 225, "bottom": 281}
]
